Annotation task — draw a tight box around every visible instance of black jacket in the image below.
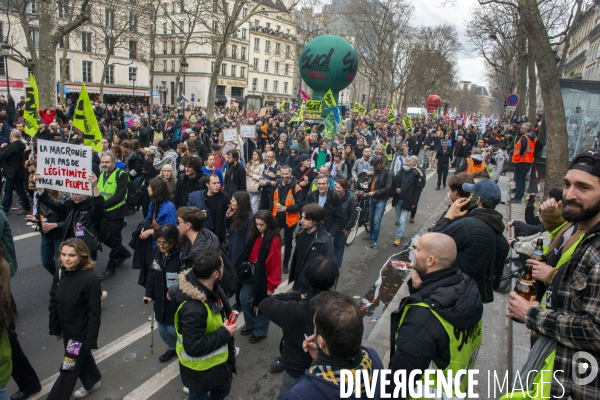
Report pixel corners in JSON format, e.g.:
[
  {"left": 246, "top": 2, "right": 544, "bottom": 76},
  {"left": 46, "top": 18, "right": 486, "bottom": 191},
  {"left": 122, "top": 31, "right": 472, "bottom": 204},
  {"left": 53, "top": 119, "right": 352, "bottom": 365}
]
[
  {"left": 289, "top": 226, "right": 335, "bottom": 292},
  {"left": 173, "top": 172, "right": 205, "bottom": 209},
  {"left": 174, "top": 270, "right": 236, "bottom": 390},
  {"left": 369, "top": 167, "right": 393, "bottom": 201},
  {"left": 145, "top": 245, "right": 184, "bottom": 326},
  {"left": 433, "top": 208, "right": 510, "bottom": 303},
  {"left": 305, "top": 189, "right": 344, "bottom": 236},
  {"left": 49, "top": 267, "right": 102, "bottom": 350},
  {"left": 435, "top": 146, "right": 453, "bottom": 168},
  {"left": 223, "top": 162, "right": 246, "bottom": 196},
  {"left": 389, "top": 267, "right": 483, "bottom": 395},
  {"left": 99, "top": 168, "right": 130, "bottom": 219},
  {"left": 124, "top": 150, "right": 143, "bottom": 178},
  {"left": 392, "top": 168, "right": 424, "bottom": 210},
  {"left": 0, "top": 140, "right": 26, "bottom": 172},
  {"left": 259, "top": 292, "right": 313, "bottom": 379},
  {"left": 340, "top": 190, "right": 358, "bottom": 232}
]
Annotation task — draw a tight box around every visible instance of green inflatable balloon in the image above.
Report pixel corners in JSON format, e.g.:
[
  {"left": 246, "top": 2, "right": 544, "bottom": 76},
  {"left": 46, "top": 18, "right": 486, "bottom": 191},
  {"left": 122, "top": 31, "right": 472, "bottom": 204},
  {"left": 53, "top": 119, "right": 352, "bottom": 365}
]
[{"left": 299, "top": 35, "right": 358, "bottom": 94}]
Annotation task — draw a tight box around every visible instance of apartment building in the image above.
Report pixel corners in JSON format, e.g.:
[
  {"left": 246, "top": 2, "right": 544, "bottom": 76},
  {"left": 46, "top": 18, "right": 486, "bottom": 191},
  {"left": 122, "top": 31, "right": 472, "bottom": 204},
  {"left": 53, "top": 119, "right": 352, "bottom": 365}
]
[{"left": 563, "top": 1, "right": 600, "bottom": 79}]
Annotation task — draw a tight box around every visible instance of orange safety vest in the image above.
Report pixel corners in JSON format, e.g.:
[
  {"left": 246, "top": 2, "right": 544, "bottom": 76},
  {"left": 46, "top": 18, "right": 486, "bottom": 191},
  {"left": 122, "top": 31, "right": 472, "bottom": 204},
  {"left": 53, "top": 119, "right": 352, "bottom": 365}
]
[
  {"left": 512, "top": 136, "right": 536, "bottom": 163},
  {"left": 273, "top": 186, "right": 300, "bottom": 227},
  {"left": 466, "top": 158, "right": 486, "bottom": 174}
]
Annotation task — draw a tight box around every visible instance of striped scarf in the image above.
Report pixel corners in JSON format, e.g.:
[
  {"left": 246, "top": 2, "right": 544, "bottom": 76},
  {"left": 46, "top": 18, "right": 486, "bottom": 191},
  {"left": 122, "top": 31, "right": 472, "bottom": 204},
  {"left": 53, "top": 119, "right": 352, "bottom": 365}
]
[{"left": 309, "top": 349, "right": 372, "bottom": 395}]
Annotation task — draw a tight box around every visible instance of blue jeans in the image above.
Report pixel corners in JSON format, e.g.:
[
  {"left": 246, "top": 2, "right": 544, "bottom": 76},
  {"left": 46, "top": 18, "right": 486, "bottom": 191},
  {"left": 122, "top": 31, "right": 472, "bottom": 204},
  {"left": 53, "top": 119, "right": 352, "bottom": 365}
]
[
  {"left": 333, "top": 231, "right": 346, "bottom": 266},
  {"left": 40, "top": 235, "right": 62, "bottom": 276},
  {"left": 188, "top": 384, "right": 231, "bottom": 400},
  {"left": 157, "top": 321, "right": 177, "bottom": 350},
  {"left": 368, "top": 198, "right": 387, "bottom": 243},
  {"left": 240, "top": 282, "right": 270, "bottom": 337},
  {"left": 395, "top": 201, "right": 410, "bottom": 239},
  {"left": 514, "top": 162, "right": 531, "bottom": 201},
  {"left": 0, "top": 385, "right": 8, "bottom": 400}
]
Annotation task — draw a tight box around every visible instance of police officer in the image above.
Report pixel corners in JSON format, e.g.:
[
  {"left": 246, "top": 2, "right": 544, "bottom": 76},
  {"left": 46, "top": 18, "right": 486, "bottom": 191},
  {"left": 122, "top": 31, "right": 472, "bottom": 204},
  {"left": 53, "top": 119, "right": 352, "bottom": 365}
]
[{"left": 97, "top": 153, "right": 132, "bottom": 280}]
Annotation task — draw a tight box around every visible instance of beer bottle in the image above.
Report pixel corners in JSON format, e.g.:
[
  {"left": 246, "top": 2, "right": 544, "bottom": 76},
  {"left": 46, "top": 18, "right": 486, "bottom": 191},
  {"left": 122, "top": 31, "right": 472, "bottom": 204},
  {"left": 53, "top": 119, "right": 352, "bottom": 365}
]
[
  {"left": 530, "top": 238, "right": 546, "bottom": 262},
  {"left": 515, "top": 263, "right": 537, "bottom": 301}
]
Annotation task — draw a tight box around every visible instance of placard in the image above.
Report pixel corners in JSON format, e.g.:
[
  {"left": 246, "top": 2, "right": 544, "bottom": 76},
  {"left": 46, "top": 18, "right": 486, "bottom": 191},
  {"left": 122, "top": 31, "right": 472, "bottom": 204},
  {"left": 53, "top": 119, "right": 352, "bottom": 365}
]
[
  {"left": 223, "top": 128, "right": 238, "bottom": 142},
  {"left": 240, "top": 125, "right": 256, "bottom": 138},
  {"left": 222, "top": 142, "right": 237, "bottom": 155},
  {"left": 36, "top": 139, "right": 93, "bottom": 195}
]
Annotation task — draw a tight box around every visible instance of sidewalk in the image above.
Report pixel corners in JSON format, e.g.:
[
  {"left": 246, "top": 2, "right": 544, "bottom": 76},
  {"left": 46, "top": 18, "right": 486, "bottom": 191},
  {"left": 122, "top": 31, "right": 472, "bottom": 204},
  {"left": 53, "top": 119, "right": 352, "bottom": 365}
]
[{"left": 364, "top": 173, "right": 530, "bottom": 398}]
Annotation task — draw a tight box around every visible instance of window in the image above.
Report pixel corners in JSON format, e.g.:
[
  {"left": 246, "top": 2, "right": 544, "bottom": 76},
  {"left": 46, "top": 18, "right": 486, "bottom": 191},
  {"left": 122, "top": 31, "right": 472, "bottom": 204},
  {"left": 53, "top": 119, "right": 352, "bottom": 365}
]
[
  {"left": 172, "top": 2, "right": 175, "bottom": 13},
  {"left": 171, "top": 21, "right": 175, "bottom": 33},
  {"left": 286, "top": 45, "right": 290, "bottom": 58},
  {"left": 211, "top": 45, "right": 216, "bottom": 55},
  {"left": 240, "top": 66, "right": 246, "bottom": 78},
  {"left": 105, "top": 9, "right": 115, "bottom": 28},
  {"left": 105, "top": 37, "right": 114, "bottom": 55},
  {"left": 241, "top": 28, "right": 247, "bottom": 39},
  {"left": 274, "top": 62, "right": 279, "bottom": 74},
  {"left": 58, "top": 34, "right": 69, "bottom": 50},
  {"left": 284, "top": 64, "right": 289, "bottom": 76},
  {"left": 26, "top": 0, "right": 38, "bottom": 13},
  {"left": 129, "top": 40, "right": 137, "bottom": 59},
  {"left": 286, "top": 28, "right": 290, "bottom": 34},
  {"left": 58, "top": 2, "right": 69, "bottom": 18},
  {"left": 129, "top": 67, "right": 137, "bottom": 83},
  {"left": 81, "top": 32, "right": 91, "bottom": 52},
  {"left": 0, "top": 58, "right": 5, "bottom": 76},
  {"left": 179, "top": 41, "right": 184, "bottom": 54},
  {"left": 264, "top": 60, "right": 269, "bottom": 72},
  {"left": 276, "top": 25, "right": 280, "bottom": 32},
  {"left": 82, "top": 61, "right": 92, "bottom": 82},
  {"left": 241, "top": 47, "right": 246, "bottom": 61},
  {"left": 232, "top": 45, "right": 237, "bottom": 59},
  {"left": 265, "top": 22, "right": 271, "bottom": 29},
  {"left": 163, "top": 42, "right": 167, "bottom": 54},
  {"left": 254, "top": 19, "right": 259, "bottom": 28},
  {"left": 213, "top": 20, "right": 218, "bottom": 31},
  {"left": 213, "top": 0, "right": 217, "bottom": 12},
  {"left": 265, "top": 40, "right": 270, "bottom": 53},
  {"left": 231, "top": 65, "right": 236, "bottom": 77},
  {"left": 171, "top": 60, "right": 175, "bottom": 72},
  {"left": 211, "top": 61, "right": 215, "bottom": 72},
  {"left": 129, "top": 13, "right": 137, "bottom": 32},
  {"left": 162, "top": 4, "right": 167, "bottom": 15},
  {"left": 162, "top": 22, "right": 167, "bottom": 35},
  {"left": 275, "top": 43, "right": 280, "bottom": 55},
  {"left": 179, "top": 20, "right": 184, "bottom": 33},
  {"left": 243, "top": 7, "right": 247, "bottom": 18},
  {"left": 263, "top": 79, "right": 268, "bottom": 92},
  {"left": 163, "top": 60, "right": 167, "bottom": 72},
  {"left": 273, "top": 81, "right": 278, "bottom": 93},
  {"left": 283, "top": 82, "right": 288, "bottom": 94},
  {"left": 59, "top": 59, "right": 70, "bottom": 81},
  {"left": 171, "top": 41, "right": 176, "bottom": 54},
  {"left": 105, "top": 65, "right": 114, "bottom": 84},
  {"left": 253, "top": 58, "right": 258, "bottom": 70},
  {"left": 254, "top": 38, "right": 260, "bottom": 51},
  {"left": 221, "top": 63, "right": 227, "bottom": 75}
]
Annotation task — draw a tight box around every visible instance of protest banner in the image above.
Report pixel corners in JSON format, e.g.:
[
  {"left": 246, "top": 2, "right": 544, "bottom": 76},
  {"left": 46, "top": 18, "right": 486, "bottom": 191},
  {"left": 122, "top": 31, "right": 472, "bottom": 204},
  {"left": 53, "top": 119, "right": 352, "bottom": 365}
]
[
  {"left": 305, "top": 100, "right": 323, "bottom": 119},
  {"left": 222, "top": 141, "right": 237, "bottom": 155},
  {"left": 223, "top": 128, "right": 238, "bottom": 142},
  {"left": 240, "top": 125, "right": 255, "bottom": 138},
  {"left": 36, "top": 140, "right": 93, "bottom": 195}
]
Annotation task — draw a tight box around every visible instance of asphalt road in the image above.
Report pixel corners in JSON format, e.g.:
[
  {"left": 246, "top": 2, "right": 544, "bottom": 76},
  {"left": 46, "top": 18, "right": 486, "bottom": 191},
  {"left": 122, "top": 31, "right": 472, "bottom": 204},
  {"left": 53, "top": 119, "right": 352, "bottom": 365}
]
[{"left": 7, "top": 168, "right": 447, "bottom": 400}]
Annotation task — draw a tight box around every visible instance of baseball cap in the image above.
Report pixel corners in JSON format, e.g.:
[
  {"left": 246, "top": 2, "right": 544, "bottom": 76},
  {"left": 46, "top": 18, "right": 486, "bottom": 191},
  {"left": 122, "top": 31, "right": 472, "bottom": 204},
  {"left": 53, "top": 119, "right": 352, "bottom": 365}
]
[
  {"left": 569, "top": 149, "right": 600, "bottom": 179},
  {"left": 299, "top": 154, "right": 310, "bottom": 162},
  {"left": 491, "top": 139, "right": 501, "bottom": 146},
  {"left": 157, "top": 140, "right": 169, "bottom": 149},
  {"left": 462, "top": 179, "right": 501, "bottom": 205}
]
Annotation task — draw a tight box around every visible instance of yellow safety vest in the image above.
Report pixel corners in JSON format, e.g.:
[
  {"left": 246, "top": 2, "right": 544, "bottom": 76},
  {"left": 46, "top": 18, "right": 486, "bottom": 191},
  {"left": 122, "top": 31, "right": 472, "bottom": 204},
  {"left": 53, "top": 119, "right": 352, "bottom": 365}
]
[
  {"left": 174, "top": 301, "right": 229, "bottom": 371},
  {"left": 385, "top": 143, "right": 393, "bottom": 161},
  {"left": 97, "top": 169, "right": 126, "bottom": 212}
]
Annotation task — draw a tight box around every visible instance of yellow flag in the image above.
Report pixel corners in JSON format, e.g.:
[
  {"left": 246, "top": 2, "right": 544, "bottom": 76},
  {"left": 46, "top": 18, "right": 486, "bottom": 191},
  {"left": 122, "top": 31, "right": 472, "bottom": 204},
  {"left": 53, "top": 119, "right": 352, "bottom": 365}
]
[
  {"left": 280, "top": 100, "right": 285, "bottom": 111},
  {"left": 323, "top": 89, "right": 336, "bottom": 108},
  {"left": 73, "top": 84, "right": 103, "bottom": 152},
  {"left": 369, "top": 103, "right": 375, "bottom": 114},
  {"left": 353, "top": 102, "right": 366, "bottom": 116},
  {"left": 402, "top": 116, "right": 413, "bottom": 131},
  {"left": 388, "top": 105, "right": 395, "bottom": 122},
  {"left": 23, "top": 73, "right": 39, "bottom": 137},
  {"left": 299, "top": 102, "right": 305, "bottom": 121}
]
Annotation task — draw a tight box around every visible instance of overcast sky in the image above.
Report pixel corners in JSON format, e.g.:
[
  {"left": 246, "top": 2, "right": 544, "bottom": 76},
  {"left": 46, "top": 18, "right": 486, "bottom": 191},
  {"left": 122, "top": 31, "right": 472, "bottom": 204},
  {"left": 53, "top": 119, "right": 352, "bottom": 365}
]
[{"left": 411, "top": 0, "right": 488, "bottom": 88}]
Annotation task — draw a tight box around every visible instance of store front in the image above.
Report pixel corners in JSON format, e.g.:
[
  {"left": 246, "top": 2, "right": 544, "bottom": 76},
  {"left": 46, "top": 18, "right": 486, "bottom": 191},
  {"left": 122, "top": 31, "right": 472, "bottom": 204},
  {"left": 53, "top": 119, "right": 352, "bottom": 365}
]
[
  {"left": 215, "top": 85, "right": 227, "bottom": 108},
  {"left": 64, "top": 84, "right": 152, "bottom": 105}
]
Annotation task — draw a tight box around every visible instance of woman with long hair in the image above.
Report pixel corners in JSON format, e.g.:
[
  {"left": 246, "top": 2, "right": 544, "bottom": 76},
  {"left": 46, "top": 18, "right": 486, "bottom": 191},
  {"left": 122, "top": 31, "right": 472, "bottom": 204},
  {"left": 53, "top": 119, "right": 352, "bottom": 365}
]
[
  {"left": 0, "top": 241, "right": 15, "bottom": 400},
  {"left": 246, "top": 150, "right": 265, "bottom": 213},
  {"left": 274, "top": 140, "right": 289, "bottom": 165},
  {"left": 201, "top": 154, "right": 224, "bottom": 187},
  {"left": 142, "top": 224, "right": 184, "bottom": 364},
  {"left": 158, "top": 165, "right": 177, "bottom": 199},
  {"left": 226, "top": 191, "right": 254, "bottom": 268},
  {"left": 47, "top": 238, "right": 102, "bottom": 400},
  {"left": 344, "top": 144, "right": 356, "bottom": 172},
  {"left": 238, "top": 210, "right": 281, "bottom": 344},
  {"left": 139, "top": 178, "right": 177, "bottom": 246},
  {"left": 110, "top": 145, "right": 126, "bottom": 171},
  {"left": 334, "top": 179, "right": 357, "bottom": 266}
]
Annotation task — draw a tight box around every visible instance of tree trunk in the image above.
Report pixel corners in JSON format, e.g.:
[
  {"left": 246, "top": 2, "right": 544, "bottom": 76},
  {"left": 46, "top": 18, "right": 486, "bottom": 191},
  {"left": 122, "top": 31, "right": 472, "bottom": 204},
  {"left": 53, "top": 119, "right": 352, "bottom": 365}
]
[
  {"left": 37, "top": 0, "right": 59, "bottom": 108},
  {"left": 527, "top": 38, "right": 537, "bottom": 123},
  {"left": 207, "top": 36, "right": 230, "bottom": 119},
  {"left": 516, "top": 20, "right": 528, "bottom": 119},
  {"left": 99, "top": 53, "right": 112, "bottom": 103},
  {"left": 519, "top": 0, "right": 569, "bottom": 194},
  {"left": 59, "top": 44, "right": 68, "bottom": 104}
]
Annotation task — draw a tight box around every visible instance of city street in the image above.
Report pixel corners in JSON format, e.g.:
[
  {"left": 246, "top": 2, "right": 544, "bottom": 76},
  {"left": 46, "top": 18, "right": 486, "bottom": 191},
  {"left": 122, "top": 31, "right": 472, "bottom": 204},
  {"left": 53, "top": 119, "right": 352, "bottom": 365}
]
[{"left": 7, "top": 169, "right": 447, "bottom": 400}]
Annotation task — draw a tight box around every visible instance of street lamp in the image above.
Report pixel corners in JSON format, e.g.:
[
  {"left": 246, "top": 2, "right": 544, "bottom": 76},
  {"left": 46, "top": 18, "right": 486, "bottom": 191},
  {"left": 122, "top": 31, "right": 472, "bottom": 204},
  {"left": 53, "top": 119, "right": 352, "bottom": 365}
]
[
  {"left": 1, "top": 42, "right": 11, "bottom": 96},
  {"left": 130, "top": 69, "right": 137, "bottom": 105},
  {"left": 180, "top": 57, "right": 188, "bottom": 108}
]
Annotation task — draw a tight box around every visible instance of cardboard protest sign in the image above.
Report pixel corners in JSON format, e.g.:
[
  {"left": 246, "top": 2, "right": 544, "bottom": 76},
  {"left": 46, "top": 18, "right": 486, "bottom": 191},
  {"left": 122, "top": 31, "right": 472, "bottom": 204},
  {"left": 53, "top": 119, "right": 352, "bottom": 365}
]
[
  {"left": 240, "top": 125, "right": 255, "bottom": 138},
  {"left": 222, "top": 142, "right": 237, "bottom": 155},
  {"left": 223, "top": 128, "right": 238, "bottom": 142},
  {"left": 36, "top": 140, "right": 93, "bottom": 195}
]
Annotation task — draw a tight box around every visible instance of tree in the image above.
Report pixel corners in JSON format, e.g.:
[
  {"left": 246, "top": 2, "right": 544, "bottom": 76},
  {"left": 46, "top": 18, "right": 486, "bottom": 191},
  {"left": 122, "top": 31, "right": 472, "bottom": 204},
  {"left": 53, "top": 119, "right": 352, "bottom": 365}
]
[{"left": 1, "top": 0, "right": 91, "bottom": 108}]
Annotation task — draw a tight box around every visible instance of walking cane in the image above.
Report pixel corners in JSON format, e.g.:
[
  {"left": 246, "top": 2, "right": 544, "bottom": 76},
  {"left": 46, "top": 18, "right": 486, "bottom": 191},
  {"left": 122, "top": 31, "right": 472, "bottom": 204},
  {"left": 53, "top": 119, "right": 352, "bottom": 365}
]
[{"left": 150, "top": 310, "right": 154, "bottom": 355}]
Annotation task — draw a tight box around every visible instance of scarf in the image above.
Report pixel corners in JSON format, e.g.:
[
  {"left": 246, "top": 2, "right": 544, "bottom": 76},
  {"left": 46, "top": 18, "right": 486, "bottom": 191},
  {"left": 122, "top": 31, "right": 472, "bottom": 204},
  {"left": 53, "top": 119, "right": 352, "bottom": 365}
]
[
  {"left": 317, "top": 150, "right": 327, "bottom": 170},
  {"left": 310, "top": 349, "right": 372, "bottom": 394}
]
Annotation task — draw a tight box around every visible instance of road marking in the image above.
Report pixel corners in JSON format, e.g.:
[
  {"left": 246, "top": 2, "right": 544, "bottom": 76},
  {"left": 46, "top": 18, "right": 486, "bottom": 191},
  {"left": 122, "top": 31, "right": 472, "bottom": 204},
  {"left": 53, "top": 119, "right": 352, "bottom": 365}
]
[
  {"left": 13, "top": 232, "right": 39, "bottom": 241},
  {"left": 123, "top": 360, "right": 180, "bottom": 400}
]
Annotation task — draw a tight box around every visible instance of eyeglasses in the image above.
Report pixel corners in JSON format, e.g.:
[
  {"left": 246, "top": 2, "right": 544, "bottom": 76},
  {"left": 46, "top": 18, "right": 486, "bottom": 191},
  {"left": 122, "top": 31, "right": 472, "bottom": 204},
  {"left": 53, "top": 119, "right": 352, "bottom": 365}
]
[{"left": 156, "top": 241, "right": 171, "bottom": 247}]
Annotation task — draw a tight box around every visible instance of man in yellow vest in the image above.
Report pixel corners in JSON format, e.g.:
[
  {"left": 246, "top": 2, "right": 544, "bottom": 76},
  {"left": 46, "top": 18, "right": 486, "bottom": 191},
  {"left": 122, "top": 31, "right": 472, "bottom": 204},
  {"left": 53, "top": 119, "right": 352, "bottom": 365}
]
[
  {"left": 174, "top": 249, "right": 236, "bottom": 399},
  {"left": 97, "top": 153, "right": 132, "bottom": 280},
  {"left": 389, "top": 232, "right": 483, "bottom": 398},
  {"left": 273, "top": 165, "right": 304, "bottom": 274},
  {"left": 510, "top": 122, "right": 537, "bottom": 204}
]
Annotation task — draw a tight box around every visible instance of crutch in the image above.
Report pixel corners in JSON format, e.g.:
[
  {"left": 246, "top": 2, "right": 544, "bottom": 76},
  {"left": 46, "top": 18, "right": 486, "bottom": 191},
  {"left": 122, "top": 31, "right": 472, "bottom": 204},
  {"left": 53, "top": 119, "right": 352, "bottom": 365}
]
[{"left": 150, "top": 307, "right": 155, "bottom": 355}]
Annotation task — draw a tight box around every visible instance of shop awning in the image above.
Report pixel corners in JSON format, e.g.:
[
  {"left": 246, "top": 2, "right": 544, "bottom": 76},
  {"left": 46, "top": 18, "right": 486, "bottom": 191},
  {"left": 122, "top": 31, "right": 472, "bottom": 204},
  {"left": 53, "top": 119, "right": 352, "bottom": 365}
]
[
  {"left": 231, "top": 96, "right": 245, "bottom": 103},
  {"left": 57, "top": 83, "right": 70, "bottom": 94},
  {"left": 215, "top": 94, "right": 227, "bottom": 102},
  {"left": 65, "top": 84, "right": 150, "bottom": 96}
]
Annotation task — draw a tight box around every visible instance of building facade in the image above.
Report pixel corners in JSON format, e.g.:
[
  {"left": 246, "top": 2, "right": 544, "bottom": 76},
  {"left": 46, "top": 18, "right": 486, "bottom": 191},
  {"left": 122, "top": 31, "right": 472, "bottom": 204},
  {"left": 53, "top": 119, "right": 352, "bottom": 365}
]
[{"left": 563, "top": 2, "right": 600, "bottom": 79}]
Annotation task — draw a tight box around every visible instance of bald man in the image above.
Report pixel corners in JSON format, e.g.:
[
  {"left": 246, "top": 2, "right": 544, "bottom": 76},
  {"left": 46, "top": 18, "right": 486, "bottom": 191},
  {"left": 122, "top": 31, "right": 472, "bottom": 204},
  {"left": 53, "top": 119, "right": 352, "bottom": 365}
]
[{"left": 388, "top": 233, "right": 483, "bottom": 398}]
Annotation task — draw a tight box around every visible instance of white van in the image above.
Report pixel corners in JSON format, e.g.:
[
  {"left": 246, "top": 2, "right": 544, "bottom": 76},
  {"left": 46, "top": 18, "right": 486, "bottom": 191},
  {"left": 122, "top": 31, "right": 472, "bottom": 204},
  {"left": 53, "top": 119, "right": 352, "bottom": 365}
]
[{"left": 406, "top": 107, "right": 427, "bottom": 117}]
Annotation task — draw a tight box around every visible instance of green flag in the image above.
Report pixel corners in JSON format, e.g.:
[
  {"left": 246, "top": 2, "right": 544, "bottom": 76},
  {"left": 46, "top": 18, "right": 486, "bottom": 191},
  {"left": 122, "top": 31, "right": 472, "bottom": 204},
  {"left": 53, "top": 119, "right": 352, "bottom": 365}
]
[{"left": 322, "top": 110, "right": 337, "bottom": 137}]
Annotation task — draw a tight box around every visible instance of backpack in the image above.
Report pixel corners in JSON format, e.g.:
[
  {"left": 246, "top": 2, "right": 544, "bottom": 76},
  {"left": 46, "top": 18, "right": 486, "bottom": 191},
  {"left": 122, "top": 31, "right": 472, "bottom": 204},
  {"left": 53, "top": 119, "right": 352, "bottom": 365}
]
[
  {"left": 117, "top": 170, "right": 138, "bottom": 214},
  {"left": 172, "top": 128, "right": 181, "bottom": 144}
]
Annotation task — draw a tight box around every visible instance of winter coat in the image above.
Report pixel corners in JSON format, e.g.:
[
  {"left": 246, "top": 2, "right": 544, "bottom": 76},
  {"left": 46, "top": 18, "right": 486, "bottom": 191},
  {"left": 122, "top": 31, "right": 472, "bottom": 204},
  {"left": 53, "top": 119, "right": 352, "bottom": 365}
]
[
  {"left": 174, "top": 270, "right": 236, "bottom": 391},
  {"left": 351, "top": 156, "right": 373, "bottom": 179},
  {"left": 0, "top": 140, "right": 26, "bottom": 174},
  {"left": 173, "top": 173, "right": 205, "bottom": 209},
  {"left": 227, "top": 216, "right": 253, "bottom": 268},
  {"left": 187, "top": 190, "right": 230, "bottom": 241},
  {"left": 310, "top": 148, "right": 332, "bottom": 170},
  {"left": 153, "top": 149, "right": 178, "bottom": 171},
  {"left": 391, "top": 168, "right": 423, "bottom": 209},
  {"left": 340, "top": 190, "right": 358, "bottom": 232},
  {"left": 369, "top": 167, "right": 393, "bottom": 202},
  {"left": 223, "top": 162, "right": 246, "bottom": 196},
  {"left": 433, "top": 208, "right": 510, "bottom": 303},
  {"left": 145, "top": 245, "right": 184, "bottom": 326},
  {"left": 159, "top": 176, "right": 177, "bottom": 199},
  {"left": 435, "top": 146, "right": 453, "bottom": 168},
  {"left": 289, "top": 226, "right": 335, "bottom": 292},
  {"left": 49, "top": 267, "right": 102, "bottom": 350},
  {"left": 305, "top": 190, "right": 344, "bottom": 236},
  {"left": 389, "top": 267, "right": 483, "bottom": 380},
  {"left": 124, "top": 150, "right": 143, "bottom": 178}
]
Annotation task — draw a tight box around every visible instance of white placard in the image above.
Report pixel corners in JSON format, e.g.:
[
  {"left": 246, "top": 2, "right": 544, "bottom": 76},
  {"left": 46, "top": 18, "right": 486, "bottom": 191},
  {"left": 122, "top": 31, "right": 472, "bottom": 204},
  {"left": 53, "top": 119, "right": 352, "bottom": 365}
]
[
  {"left": 223, "top": 128, "right": 238, "bottom": 142},
  {"left": 36, "top": 139, "right": 93, "bottom": 195},
  {"left": 240, "top": 125, "right": 255, "bottom": 138},
  {"left": 222, "top": 142, "right": 237, "bottom": 155}
]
